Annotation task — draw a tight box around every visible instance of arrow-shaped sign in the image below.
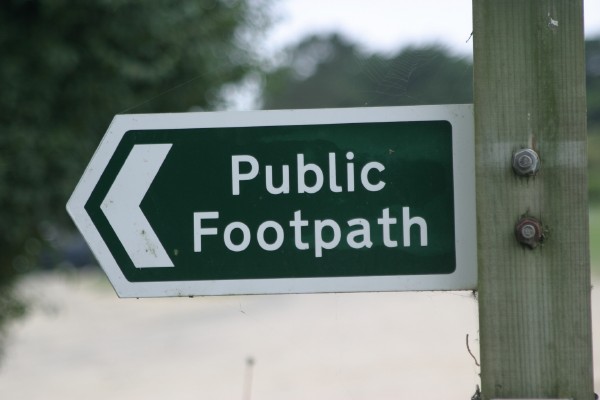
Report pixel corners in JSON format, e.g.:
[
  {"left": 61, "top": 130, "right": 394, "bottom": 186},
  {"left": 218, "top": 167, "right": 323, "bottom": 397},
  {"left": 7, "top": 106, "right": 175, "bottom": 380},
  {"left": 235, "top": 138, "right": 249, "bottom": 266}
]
[
  {"left": 100, "top": 144, "right": 174, "bottom": 268},
  {"left": 67, "top": 106, "right": 476, "bottom": 298}
]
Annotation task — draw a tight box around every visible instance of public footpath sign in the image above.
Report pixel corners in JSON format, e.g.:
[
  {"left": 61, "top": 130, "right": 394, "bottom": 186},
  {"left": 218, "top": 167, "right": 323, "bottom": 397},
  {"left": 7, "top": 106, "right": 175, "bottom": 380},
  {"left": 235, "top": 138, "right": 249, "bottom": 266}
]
[{"left": 67, "top": 105, "right": 476, "bottom": 297}]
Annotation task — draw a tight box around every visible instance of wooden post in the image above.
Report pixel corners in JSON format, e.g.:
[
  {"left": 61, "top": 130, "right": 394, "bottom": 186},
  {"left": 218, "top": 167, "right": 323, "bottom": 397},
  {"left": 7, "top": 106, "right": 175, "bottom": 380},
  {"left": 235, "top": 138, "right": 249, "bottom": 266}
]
[{"left": 473, "top": 1, "right": 594, "bottom": 399}]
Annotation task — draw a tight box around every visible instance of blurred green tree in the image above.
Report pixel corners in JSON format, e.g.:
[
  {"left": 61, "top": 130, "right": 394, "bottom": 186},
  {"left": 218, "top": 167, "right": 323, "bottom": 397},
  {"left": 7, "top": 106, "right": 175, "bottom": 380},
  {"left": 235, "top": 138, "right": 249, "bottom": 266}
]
[
  {"left": 587, "top": 38, "right": 600, "bottom": 134},
  {"left": 261, "top": 34, "right": 473, "bottom": 109},
  {"left": 0, "top": 0, "right": 269, "bottom": 356}
]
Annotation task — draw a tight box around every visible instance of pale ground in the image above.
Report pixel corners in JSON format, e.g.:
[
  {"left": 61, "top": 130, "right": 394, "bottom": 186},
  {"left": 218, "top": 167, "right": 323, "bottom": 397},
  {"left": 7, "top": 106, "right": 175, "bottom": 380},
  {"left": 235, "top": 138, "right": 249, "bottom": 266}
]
[{"left": 0, "top": 269, "right": 597, "bottom": 400}]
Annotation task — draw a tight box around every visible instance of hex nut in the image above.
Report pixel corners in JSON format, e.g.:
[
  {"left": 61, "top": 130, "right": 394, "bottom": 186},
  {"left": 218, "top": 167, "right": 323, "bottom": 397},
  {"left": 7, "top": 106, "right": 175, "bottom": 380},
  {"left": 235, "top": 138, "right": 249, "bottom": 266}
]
[
  {"left": 515, "top": 216, "right": 543, "bottom": 249},
  {"left": 512, "top": 148, "right": 540, "bottom": 176}
]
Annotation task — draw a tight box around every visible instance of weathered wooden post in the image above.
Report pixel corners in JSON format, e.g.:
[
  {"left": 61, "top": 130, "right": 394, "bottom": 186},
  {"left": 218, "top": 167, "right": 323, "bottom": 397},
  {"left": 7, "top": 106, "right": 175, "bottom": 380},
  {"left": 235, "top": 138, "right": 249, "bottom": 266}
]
[{"left": 473, "top": 0, "right": 594, "bottom": 399}]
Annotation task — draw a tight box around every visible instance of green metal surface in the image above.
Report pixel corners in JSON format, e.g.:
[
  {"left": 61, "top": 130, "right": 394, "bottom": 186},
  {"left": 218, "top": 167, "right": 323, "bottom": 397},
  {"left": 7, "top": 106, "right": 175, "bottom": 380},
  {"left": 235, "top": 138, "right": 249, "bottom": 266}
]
[{"left": 86, "top": 121, "right": 455, "bottom": 283}]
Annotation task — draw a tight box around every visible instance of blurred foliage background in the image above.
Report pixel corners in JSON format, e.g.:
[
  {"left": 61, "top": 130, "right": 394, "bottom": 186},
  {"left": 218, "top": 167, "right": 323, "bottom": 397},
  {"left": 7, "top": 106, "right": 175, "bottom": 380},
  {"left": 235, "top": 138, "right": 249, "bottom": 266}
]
[
  {"left": 0, "top": 0, "right": 270, "bottom": 357},
  {"left": 261, "top": 34, "right": 473, "bottom": 109},
  {"left": 1, "top": 0, "right": 599, "bottom": 359}
]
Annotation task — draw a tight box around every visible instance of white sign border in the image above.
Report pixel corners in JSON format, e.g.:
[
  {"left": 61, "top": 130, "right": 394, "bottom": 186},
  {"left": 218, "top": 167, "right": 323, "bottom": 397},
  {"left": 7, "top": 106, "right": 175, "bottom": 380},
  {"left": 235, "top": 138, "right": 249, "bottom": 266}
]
[{"left": 67, "top": 104, "right": 476, "bottom": 297}]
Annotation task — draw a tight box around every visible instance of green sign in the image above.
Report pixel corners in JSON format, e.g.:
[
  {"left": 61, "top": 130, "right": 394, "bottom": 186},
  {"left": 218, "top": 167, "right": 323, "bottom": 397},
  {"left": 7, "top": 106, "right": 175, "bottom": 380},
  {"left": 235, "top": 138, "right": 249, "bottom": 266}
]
[{"left": 67, "top": 105, "right": 476, "bottom": 297}]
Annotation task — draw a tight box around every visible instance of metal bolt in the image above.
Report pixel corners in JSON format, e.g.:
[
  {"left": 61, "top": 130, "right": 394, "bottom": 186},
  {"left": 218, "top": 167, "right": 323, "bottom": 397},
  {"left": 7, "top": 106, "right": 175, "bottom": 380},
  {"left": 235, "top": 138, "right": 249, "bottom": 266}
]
[
  {"left": 515, "top": 216, "right": 543, "bottom": 248},
  {"left": 512, "top": 148, "right": 540, "bottom": 176},
  {"left": 520, "top": 224, "right": 537, "bottom": 239}
]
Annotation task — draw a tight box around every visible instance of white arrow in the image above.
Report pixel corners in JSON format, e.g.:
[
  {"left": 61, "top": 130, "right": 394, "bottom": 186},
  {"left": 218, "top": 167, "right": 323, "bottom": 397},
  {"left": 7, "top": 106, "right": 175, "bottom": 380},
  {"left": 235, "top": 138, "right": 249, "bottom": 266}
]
[{"left": 101, "top": 144, "right": 174, "bottom": 268}]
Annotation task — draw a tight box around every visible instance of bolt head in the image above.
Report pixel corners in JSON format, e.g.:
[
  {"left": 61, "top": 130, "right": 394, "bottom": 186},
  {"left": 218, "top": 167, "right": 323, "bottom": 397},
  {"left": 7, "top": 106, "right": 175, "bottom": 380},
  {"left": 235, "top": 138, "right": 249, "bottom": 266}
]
[
  {"left": 515, "top": 217, "right": 543, "bottom": 248},
  {"left": 520, "top": 224, "right": 537, "bottom": 239},
  {"left": 512, "top": 148, "right": 540, "bottom": 176}
]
